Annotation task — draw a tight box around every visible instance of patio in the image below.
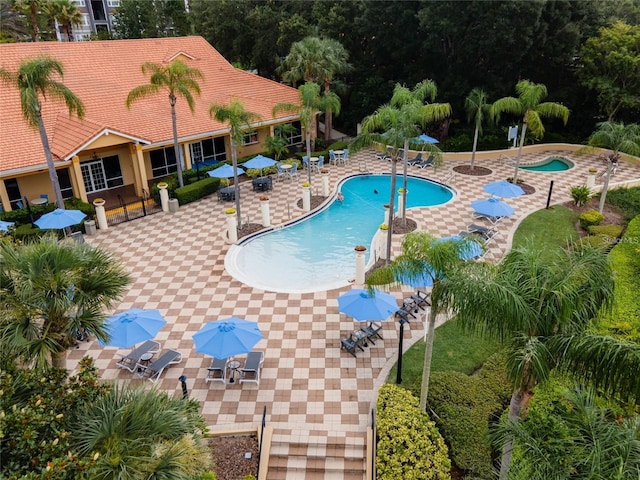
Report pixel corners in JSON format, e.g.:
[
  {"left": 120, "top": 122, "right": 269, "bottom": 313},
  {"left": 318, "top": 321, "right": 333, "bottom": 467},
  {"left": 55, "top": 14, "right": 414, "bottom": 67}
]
[{"left": 66, "top": 147, "right": 640, "bottom": 478}]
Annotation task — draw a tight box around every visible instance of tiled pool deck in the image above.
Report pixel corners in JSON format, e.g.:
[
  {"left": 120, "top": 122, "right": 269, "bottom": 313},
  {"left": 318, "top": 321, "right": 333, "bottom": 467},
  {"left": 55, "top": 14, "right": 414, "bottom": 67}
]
[{"left": 67, "top": 148, "right": 640, "bottom": 476}]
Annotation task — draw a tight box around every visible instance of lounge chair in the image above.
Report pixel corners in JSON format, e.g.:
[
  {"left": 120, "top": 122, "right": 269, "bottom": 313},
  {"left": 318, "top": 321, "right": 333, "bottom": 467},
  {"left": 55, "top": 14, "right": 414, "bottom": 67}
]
[
  {"left": 411, "top": 290, "right": 431, "bottom": 310},
  {"left": 472, "top": 211, "right": 504, "bottom": 225},
  {"left": 205, "top": 357, "right": 229, "bottom": 384},
  {"left": 239, "top": 351, "right": 264, "bottom": 386},
  {"left": 467, "top": 223, "right": 497, "bottom": 241},
  {"left": 414, "top": 155, "right": 434, "bottom": 169},
  {"left": 407, "top": 152, "right": 424, "bottom": 166},
  {"left": 135, "top": 349, "right": 182, "bottom": 383},
  {"left": 395, "top": 306, "right": 415, "bottom": 324},
  {"left": 115, "top": 340, "right": 160, "bottom": 372},
  {"left": 341, "top": 335, "right": 365, "bottom": 357},
  {"left": 360, "top": 322, "right": 383, "bottom": 344}
]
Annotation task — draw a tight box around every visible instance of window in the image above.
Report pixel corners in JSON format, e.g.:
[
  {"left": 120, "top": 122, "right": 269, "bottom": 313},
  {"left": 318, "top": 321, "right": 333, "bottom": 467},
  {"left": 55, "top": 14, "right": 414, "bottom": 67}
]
[
  {"left": 74, "top": 0, "right": 86, "bottom": 6},
  {"left": 150, "top": 147, "right": 177, "bottom": 178},
  {"left": 189, "top": 137, "right": 226, "bottom": 166},
  {"left": 56, "top": 168, "right": 74, "bottom": 199},
  {"left": 4, "top": 178, "right": 22, "bottom": 209},
  {"left": 80, "top": 155, "right": 122, "bottom": 192},
  {"left": 102, "top": 155, "right": 124, "bottom": 188},
  {"left": 284, "top": 122, "right": 302, "bottom": 146},
  {"left": 242, "top": 131, "right": 258, "bottom": 146},
  {"left": 107, "top": 0, "right": 119, "bottom": 6}
]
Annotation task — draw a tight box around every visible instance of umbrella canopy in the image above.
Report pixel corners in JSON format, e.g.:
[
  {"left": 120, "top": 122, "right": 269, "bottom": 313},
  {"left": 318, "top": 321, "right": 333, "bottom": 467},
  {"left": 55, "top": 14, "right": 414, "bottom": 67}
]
[
  {"left": 35, "top": 208, "right": 86, "bottom": 230},
  {"left": 483, "top": 180, "right": 525, "bottom": 198},
  {"left": 471, "top": 198, "right": 515, "bottom": 218},
  {"left": 192, "top": 317, "right": 263, "bottom": 358},
  {"left": 437, "top": 235, "right": 484, "bottom": 261},
  {"left": 411, "top": 134, "right": 439, "bottom": 144},
  {"left": 99, "top": 308, "right": 167, "bottom": 348},
  {"left": 398, "top": 262, "right": 437, "bottom": 288},
  {"left": 207, "top": 164, "right": 245, "bottom": 179},
  {"left": 337, "top": 288, "right": 399, "bottom": 322},
  {"left": 0, "top": 220, "right": 15, "bottom": 232},
  {"left": 243, "top": 154, "right": 276, "bottom": 171}
]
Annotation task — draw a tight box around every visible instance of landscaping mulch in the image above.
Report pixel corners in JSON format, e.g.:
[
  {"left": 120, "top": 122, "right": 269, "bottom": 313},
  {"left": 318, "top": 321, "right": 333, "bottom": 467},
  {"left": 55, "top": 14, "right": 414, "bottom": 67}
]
[
  {"left": 209, "top": 435, "right": 259, "bottom": 480},
  {"left": 453, "top": 165, "right": 493, "bottom": 176},
  {"left": 296, "top": 195, "right": 328, "bottom": 210}
]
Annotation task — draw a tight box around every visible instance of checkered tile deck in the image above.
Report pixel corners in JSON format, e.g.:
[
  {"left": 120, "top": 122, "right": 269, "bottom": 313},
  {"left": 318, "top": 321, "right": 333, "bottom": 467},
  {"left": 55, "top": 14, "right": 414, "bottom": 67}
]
[{"left": 67, "top": 148, "right": 640, "bottom": 478}]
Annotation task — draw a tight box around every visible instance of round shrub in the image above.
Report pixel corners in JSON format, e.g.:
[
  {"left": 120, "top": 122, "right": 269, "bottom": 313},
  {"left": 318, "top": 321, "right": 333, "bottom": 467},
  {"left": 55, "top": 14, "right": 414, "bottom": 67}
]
[
  {"left": 377, "top": 384, "right": 451, "bottom": 480},
  {"left": 578, "top": 209, "right": 604, "bottom": 230}
]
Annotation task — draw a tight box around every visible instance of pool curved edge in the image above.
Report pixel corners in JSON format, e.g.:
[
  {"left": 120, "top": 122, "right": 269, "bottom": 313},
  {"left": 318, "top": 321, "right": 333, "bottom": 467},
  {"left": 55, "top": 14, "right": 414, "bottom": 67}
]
[
  {"left": 224, "top": 172, "right": 456, "bottom": 293},
  {"left": 517, "top": 155, "right": 575, "bottom": 171}
]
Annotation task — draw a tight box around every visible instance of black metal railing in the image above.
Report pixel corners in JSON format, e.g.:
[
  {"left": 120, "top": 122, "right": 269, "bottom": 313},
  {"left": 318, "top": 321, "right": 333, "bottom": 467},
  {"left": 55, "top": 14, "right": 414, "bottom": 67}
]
[
  {"left": 103, "top": 191, "right": 162, "bottom": 227},
  {"left": 256, "top": 405, "right": 267, "bottom": 478},
  {"left": 371, "top": 408, "right": 377, "bottom": 478}
]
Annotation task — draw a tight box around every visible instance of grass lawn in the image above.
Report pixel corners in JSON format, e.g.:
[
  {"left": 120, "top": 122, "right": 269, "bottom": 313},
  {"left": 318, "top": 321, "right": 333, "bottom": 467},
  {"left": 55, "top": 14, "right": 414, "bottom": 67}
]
[{"left": 388, "top": 204, "right": 581, "bottom": 387}]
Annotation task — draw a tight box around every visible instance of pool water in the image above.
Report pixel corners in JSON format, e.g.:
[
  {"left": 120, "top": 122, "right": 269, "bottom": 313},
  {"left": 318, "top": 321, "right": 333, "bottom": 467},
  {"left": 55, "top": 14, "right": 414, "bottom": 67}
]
[
  {"left": 226, "top": 174, "right": 454, "bottom": 293},
  {"left": 520, "top": 157, "right": 573, "bottom": 172}
]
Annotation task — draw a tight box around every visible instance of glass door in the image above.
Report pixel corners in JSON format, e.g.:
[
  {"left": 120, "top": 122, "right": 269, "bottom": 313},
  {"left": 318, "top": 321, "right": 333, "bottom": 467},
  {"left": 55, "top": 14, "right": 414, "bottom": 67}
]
[{"left": 80, "top": 160, "right": 107, "bottom": 193}]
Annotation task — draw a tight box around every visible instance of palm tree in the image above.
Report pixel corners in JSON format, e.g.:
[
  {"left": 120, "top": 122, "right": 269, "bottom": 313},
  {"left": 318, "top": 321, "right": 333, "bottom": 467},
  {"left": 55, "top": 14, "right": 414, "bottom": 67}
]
[
  {"left": 439, "top": 241, "right": 640, "bottom": 479},
  {"left": 495, "top": 385, "right": 640, "bottom": 480},
  {"left": 273, "top": 81, "right": 341, "bottom": 185},
  {"left": 0, "top": 1, "right": 30, "bottom": 41},
  {"left": 209, "top": 99, "right": 262, "bottom": 228},
  {"left": 279, "top": 36, "right": 351, "bottom": 141},
  {"left": 586, "top": 121, "right": 640, "bottom": 213},
  {"left": 265, "top": 124, "right": 296, "bottom": 161},
  {"left": 465, "top": 88, "right": 491, "bottom": 171},
  {"left": 74, "top": 384, "right": 211, "bottom": 479},
  {"left": 0, "top": 236, "right": 130, "bottom": 369},
  {"left": 0, "top": 56, "right": 84, "bottom": 209},
  {"left": 12, "top": 0, "right": 42, "bottom": 41},
  {"left": 366, "top": 231, "right": 475, "bottom": 410},
  {"left": 126, "top": 59, "right": 203, "bottom": 188},
  {"left": 491, "top": 79, "right": 570, "bottom": 184},
  {"left": 43, "top": 0, "right": 82, "bottom": 41}
]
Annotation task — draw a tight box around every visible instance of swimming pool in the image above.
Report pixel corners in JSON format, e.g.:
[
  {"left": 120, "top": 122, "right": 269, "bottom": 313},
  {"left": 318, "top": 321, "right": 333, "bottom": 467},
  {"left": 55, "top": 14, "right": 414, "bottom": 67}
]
[
  {"left": 520, "top": 156, "right": 574, "bottom": 172},
  {"left": 225, "top": 174, "right": 454, "bottom": 293}
]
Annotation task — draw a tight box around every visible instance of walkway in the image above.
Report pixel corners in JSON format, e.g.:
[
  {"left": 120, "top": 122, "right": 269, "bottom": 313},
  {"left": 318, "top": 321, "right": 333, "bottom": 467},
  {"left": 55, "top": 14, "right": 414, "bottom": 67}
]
[{"left": 66, "top": 148, "right": 640, "bottom": 478}]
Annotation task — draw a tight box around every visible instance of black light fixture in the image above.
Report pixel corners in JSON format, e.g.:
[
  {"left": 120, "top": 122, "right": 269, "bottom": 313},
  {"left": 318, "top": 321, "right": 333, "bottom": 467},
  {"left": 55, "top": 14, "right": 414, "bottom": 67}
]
[
  {"left": 178, "top": 375, "right": 188, "bottom": 399},
  {"left": 90, "top": 151, "right": 99, "bottom": 161}
]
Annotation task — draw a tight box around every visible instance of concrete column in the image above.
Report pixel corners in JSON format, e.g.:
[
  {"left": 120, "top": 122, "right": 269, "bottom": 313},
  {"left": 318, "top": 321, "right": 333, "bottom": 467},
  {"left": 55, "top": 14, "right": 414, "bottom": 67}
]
[
  {"left": 377, "top": 224, "right": 388, "bottom": 260},
  {"left": 226, "top": 209, "right": 238, "bottom": 243},
  {"left": 355, "top": 246, "right": 367, "bottom": 285},
  {"left": 383, "top": 204, "right": 390, "bottom": 223},
  {"left": 158, "top": 182, "right": 169, "bottom": 212},
  {"left": 260, "top": 197, "right": 271, "bottom": 227},
  {"left": 0, "top": 179, "right": 10, "bottom": 212},
  {"left": 397, "top": 188, "right": 408, "bottom": 214},
  {"left": 321, "top": 171, "right": 330, "bottom": 196},
  {"left": 70, "top": 156, "right": 88, "bottom": 202},
  {"left": 586, "top": 173, "right": 596, "bottom": 189},
  {"left": 93, "top": 199, "right": 108, "bottom": 230},
  {"left": 302, "top": 185, "right": 311, "bottom": 212}
]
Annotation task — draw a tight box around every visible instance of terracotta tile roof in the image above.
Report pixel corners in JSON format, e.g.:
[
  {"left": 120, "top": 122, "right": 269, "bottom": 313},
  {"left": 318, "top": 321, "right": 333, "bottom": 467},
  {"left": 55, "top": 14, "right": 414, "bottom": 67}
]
[{"left": 0, "top": 36, "right": 301, "bottom": 174}]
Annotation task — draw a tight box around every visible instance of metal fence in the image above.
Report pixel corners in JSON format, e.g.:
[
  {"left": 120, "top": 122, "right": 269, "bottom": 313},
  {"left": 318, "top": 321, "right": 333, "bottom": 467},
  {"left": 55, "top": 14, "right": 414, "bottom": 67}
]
[{"left": 104, "top": 193, "right": 162, "bottom": 227}]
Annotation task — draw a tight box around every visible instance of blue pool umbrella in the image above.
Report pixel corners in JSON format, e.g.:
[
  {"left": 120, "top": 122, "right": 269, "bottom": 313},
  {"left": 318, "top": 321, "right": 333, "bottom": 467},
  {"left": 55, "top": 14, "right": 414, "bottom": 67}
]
[
  {"left": 337, "top": 288, "right": 399, "bottom": 322},
  {"left": 243, "top": 154, "right": 276, "bottom": 176},
  {"left": 0, "top": 220, "right": 15, "bottom": 232},
  {"left": 35, "top": 208, "right": 86, "bottom": 230},
  {"left": 471, "top": 198, "right": 515, "bottom": 218},
  {"left": 192, "top": 317, "right": 263, "bottom": 358},
  {"left": 411, "top": 134, "right": 439, "bottom": 144},
  {"left": 437, "top": 235, "right": 484, "bottom": 261},
  {"left": 483, "top": 180, "right": 524, "bottom": 198},
  {"left": 398, "top": 262, "right": 437, "bottom": 288},
  {"left": 207, "top": 164, "right": 245, "bottom": 179},
  {"left": 99, "top": 308, "right": 167, "bottom": 348}
]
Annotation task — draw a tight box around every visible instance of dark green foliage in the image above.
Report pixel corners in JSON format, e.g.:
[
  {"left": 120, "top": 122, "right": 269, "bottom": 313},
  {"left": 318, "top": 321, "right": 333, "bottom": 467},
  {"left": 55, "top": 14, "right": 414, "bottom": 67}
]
[
  {"left": 587, "top": 224, "right": 625, "bottom": 238},
  {"left": 174, "top": 176, "right": 220, "bottom": 204},
  {"left": 606, "top": 186, "right": 640, "bottom": 220},
  {"left": 570, "top": 185, "right": 592, "bottom": 206},
  {"left": 579, "top": 209, "right": 604, "bottom": 229},
  {"left": 113, "top": 0, "right": 190, "bottom": 39},
  {"left": 376, "top": 384, "right": 451, "bottom": 479},
  {"left": 0, "top": 357, "right": 109, "bottom": 479},
  {"left": 428, "top": 353, "right": 511, "bottom": 479}
]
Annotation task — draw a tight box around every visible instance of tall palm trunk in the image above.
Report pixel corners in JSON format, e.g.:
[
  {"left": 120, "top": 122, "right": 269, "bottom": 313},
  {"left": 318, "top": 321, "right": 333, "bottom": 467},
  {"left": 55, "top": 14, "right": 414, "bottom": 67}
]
[
  {"left": 51, "top": 348, "right": 67, "bottom": 369},
  {"left": 37, "top": 110, "right": 66, "bottom": 209},
  {"left": 499, "top": 388, "right": 525, "bottom": 480},
  {"left": 170, "top": 96, "right": 185, "bottom": 188},
  {"left": 419, "top": 298, "right": 438, "bottom": 411},
  {"left": 598, "top": 158, "right": 615, "bottom": 213},
  {"left": 305, "top": 130, "right": 312, "bottom": 185},
  {"left": 231, "top": 143, "right": 242, "bottom": 228},
  {"left": 29, "top": 0, "right": 39, "bottom": 41},
  {"left": 401, "top": 138, "right": 409, "bottom": 224},
  {"left": 512, "top": 121, "right": 527, "bottom": 184},
  {"left": 470, "top": 124, "right": 480, "bottom": 171},
  {"left": 323, "top": 80, "right": 332, "bottom": 142},
  {"left": 385, "top": 157, "right": 398, "bottom": 264}
]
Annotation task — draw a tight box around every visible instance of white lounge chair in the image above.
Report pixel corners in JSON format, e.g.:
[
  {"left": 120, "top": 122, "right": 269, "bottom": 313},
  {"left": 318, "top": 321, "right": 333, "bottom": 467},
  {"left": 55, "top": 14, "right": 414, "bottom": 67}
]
[
  {"left": 115, "top": 340, "right": 160, "bottom": 372},
  {"left": 239, "top": 351, "right": 264, "bottom": 386},
  {"left": 205, "top": 357, "right": 229, "bottom": 384},
  {"left": 135, "top": 349, "right": 182, "bottom": 383}
]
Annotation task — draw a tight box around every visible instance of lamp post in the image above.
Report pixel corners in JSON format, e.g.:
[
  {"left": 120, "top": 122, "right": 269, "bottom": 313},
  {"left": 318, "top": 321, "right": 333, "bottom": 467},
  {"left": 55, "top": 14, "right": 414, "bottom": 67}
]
[
  {"left": 396, "top": 318, "right": 408, "bottom": 384},
  {"left": 178, "top": 374, "right": 188, "bottom": 399}
]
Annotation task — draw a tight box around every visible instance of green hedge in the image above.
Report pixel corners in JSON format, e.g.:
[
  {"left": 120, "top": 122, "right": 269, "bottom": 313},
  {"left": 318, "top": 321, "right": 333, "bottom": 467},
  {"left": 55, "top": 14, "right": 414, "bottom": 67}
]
[
  {"left": 174, "top": 177, "right": 221, "bottom": 205},
  {"left": 428, "top": 353, "right": 511, "bottom": 479},
  {"left": 598, "top": 215, "right": 640, "bottom": 340},
  {"left": 578, "top": 209, "right": 604, "bottom": 229},
  {"left": 605, "top": 186, "right": 640, "bottom": 221},
  {"left": 376, "top": 384, "right": 451, "bottom": 480}
]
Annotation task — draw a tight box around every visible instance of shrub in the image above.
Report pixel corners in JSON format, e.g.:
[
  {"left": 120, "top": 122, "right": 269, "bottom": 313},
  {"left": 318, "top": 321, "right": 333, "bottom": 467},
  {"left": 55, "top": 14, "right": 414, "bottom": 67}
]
[
  {"left": 605, "top": 186, "right": 640, "bottom": 221},
  {"left": 151, "top": 177, "right": 179, "bottom": 203},
  {"left": 11, "top": 223, "right": 48, "bottom": 241},
  {"left": 428, "top": 352, "right": 510, "bottom": 479},
  {"left": 569, "top": 185, "right": 592, "bottom": 206},
  {"left": 174, "top": 177, "right": 220, "bottom": 205},
  {"left": 376, "top": 384, "right": 451, "bottom": 480},
  {"left": 587, "top": 224, "right": 624, "bottom": 238},
  {"left": 578, "top": 209, "right": 604, "bottom": 229}
]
